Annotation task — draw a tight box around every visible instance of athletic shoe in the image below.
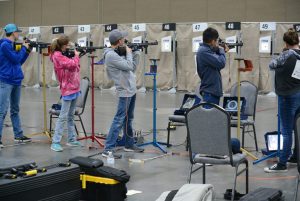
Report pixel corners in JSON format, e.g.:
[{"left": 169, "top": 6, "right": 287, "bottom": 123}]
[
  {"left": 264, "top": 163, "right": 287, "bottom": 173},
  {"left": 102, "top": 150, "right": 122, "bottom": 159},
  {"left": 0, "top": 141, "right": 3, "bottom": 148},
  {"left": 14, "top": 136, "right": 32, "bottom": 143},
  {"left": 51, "top": 143, "right": 63, "bottom": 152},
  {"left": 124, "top": 144, "right": 145, "bottom": 153},
  {"left": 66, "top": 141, "right": 82, "bottom": 147},
  {"left": 288, "top": 156, "right": 297, "bottom": 164}
]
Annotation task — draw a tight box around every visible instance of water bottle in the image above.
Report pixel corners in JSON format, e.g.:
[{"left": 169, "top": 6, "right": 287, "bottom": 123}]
[{"left": 107, "top": 151, "right": 115, "bottom": 166}]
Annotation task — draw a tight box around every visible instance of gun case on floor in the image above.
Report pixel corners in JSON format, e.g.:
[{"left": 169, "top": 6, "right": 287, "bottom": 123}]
[{"left": 0, "top": 164, "right": 81, "bottom": 201}]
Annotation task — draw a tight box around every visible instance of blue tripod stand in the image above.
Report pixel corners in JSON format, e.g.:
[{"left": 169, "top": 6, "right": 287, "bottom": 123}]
[{"left": 139, "top": 59, "right": 168, "bottom": 153}]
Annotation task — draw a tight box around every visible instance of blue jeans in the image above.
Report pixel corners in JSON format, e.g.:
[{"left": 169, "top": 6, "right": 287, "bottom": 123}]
[
  {"left": 202, "top": 92, "right": 221, "bottom": 105},
  {"left": 52, "top": 98, "right": 77, "bottom": 144},
  {"left": 0, "top": 81, "right": 23, "bottom": 140},
  {"left": 104, "top": 94, "right": 136, "bottom": 151},
  {"left": 278, "top": 91, "right": 300, "bottom": 165}
]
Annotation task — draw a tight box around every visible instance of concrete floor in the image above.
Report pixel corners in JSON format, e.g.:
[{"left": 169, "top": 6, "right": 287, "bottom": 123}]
[{"left": 0, "top": 87, "right": 299, "bottom": 201}]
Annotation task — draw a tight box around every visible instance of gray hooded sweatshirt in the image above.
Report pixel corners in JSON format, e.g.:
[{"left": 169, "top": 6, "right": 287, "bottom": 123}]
[{"left": 103, "top": 48, "right": 140, "bottom": 97}]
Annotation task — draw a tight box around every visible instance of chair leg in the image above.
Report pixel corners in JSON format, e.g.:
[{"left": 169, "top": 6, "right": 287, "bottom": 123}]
[
  {"left": 186, "top": 135, "right": 189, "bottom": 151},
  {"left": 49, "top": 115, "right": 52, "bottom": 133},
  {"left": 252, "top": 124, "right": 258, "bottom": 151},
  {"left": 294, "top": 174, "right": 300, "bottom": 201},
  {"left": 242, "top": 125, "right": 245, "bottom": 148},
  {"left": 203, "top": 163, "right": 206, "bottom": 184},
  {"left": 167, "top": 121, "right": 171, "bottom": 147},
  {"left": 245, "top": 161, "right": 249, "bottom": 194},
  {"left": 75, "top": 124, "right": 79, "bottom": 136},
  {"left": 188, "top": 164, "right": 193, "bottom": 183},
  {"left": 232, "top": 166, "right": 239, "bottom": 201},
  {"left": 78, "top": 115, "right": 87, "bottom": 137}
]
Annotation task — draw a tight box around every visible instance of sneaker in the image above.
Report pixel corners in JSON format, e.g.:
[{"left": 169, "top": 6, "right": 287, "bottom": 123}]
[
  {"left": 264, "top": 163, "right": 287, "bottom": 173},
  {"left": 288, "top": 156, "right": 297, "bottom": 164},
  {"left": 51, "top": 143, "right": 63, "bottom": 152},
  {"left": 66, "top": 141, "right": 82, "bottom": 147},
  {"left": 0, "top": 141, "right": 3, "bottom": 148},
  {"left": 102, "top": 150, "right": 122, "bottom": 159},
  {"left": 124, "top": 144, "right": 145, "bottom": 153},
  {"left": 14, "top": 136, "right": 32, "bottom": 143}
]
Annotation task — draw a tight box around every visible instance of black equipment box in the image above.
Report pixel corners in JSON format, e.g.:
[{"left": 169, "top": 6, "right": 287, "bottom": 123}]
[
  {"left": 239, "top": 187, "right": 283, "bottom": 201},
  {"left": 81, "top": 181, "right": 127, "bottom": 201},
  {"left": 70, "top": 156, "right": 129, "bottom": 201},
  {"left": 0, "top": 165, "right": 81, "bottom": 201}
]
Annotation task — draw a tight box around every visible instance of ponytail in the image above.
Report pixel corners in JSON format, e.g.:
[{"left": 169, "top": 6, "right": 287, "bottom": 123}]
[{"left": 50, "top": 35, "right": 70, "bottom": 53}]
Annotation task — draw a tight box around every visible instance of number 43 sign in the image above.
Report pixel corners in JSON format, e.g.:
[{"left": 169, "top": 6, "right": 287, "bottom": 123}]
[{"left": 78, "top": 25, "right": 90, "bottom": 33}]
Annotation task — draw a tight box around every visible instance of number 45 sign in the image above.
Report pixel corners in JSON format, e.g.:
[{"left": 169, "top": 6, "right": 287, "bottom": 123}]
[{"left": 132, "top": 23, "right": 146, "bottom": 32}]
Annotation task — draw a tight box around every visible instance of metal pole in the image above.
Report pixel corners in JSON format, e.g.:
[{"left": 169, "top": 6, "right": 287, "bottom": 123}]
[
  {"left": 91, "top": 56, "right": 95, "bottom": 142},
  {"left": 237, "top": 61, "right": 241, "bottom": 140},
  {"left": 42, "top": 54, "right": 47, "bottom": 131},
  {"left": 34, "top": 34, "right": 42, "bottom": 88},
  {"left": 87, "top": 34, "right": 91, "bottom": 82},
  {"left": 168, "top": 31, "right": 177, "bottom": 94},
  {"left": 141, "top": 32, "right": 147, "bottom": 91},
  {"left": 153, "top": 74, "right": 157, "bottom": 143}
]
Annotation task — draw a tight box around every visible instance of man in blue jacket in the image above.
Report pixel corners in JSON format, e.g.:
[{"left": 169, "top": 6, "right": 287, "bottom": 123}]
[
  {"left": 196, "top": 27, "right": 229, "bottom": 105},
  {"left": 0, "top": 24, "right": 32, "bottom": 148}
]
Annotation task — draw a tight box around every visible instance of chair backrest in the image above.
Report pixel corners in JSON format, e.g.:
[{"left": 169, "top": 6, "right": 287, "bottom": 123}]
[
  {"left": 186, "top": 103, "right": 233, "bottom": 164},
  {"left": 295, "top": 112, "right": 300, "bottom": 173},
  {"left": 76, "top": 77, "right": 90, "bottom": 113},
  {"left": 230, "top": 81, "right": 258, "bottom": 118}
]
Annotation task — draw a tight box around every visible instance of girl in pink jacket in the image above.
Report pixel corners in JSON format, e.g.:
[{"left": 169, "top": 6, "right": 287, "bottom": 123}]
[{"left": 50, "top": 35, "right": 82, "bottom": 152}]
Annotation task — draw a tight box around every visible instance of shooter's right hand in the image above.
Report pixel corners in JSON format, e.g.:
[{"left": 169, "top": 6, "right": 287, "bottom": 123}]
[
  {"left": 126, "top": 46, "right": 132, "bottom": 54},
  {"left": 74, "top": 49, "right": 80, "bottom": 57}
]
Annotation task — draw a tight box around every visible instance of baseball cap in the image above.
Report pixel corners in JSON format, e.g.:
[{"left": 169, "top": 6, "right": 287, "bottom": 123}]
[
  {"left": 4, "top": 24, "right": 22, "bottom": 34},
  {"left": 108, "top": 29, "right": 128, "bottom": 44}
]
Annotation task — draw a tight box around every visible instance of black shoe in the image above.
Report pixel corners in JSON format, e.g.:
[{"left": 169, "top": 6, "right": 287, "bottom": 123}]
[
  {"left": 102, "top": 150, "right": 122, "bottom": 159},
  {"left": 264, "top": 163, "right": 287, "bottom": 173},
  {"left": 224, "top": 189, "right": 245, "bottom": 200},
  {"left": 0, "top": 141, "right": 3, "bottom": 148},
  {"left": 124, "top": 145, "right": 145, "bottom": 153},
  {"left": 14, "top": 136, "right": 32, "bottom": 143},
  {"left": 288, "top": 156, "right": 297, "bottom": 164}
]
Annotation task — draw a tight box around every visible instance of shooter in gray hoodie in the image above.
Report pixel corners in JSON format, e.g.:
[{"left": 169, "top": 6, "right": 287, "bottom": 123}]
[{"left": 102, "top": 29, "right": 144, "bottom": 158}]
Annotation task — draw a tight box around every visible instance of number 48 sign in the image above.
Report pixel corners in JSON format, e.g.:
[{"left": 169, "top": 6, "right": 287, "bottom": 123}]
[{"left": 225, "top": 22, "right": 241, "bottom": 30}]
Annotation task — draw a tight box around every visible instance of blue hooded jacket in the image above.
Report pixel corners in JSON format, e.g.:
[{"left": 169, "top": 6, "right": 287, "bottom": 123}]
[{"left": 0, "top": 38, "right": 29, "bottom": 86}]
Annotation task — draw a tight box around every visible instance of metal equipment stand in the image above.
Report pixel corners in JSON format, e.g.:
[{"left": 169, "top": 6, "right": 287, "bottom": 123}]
[
  {"left": 138, "top": 59, "right": 168, "bottom": 153},
  {"left": 235, "top": 58, "right": 258, "bottom": 160},
  {"left": 77, "top": 55, "right": 105, "bottom": 148}
]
